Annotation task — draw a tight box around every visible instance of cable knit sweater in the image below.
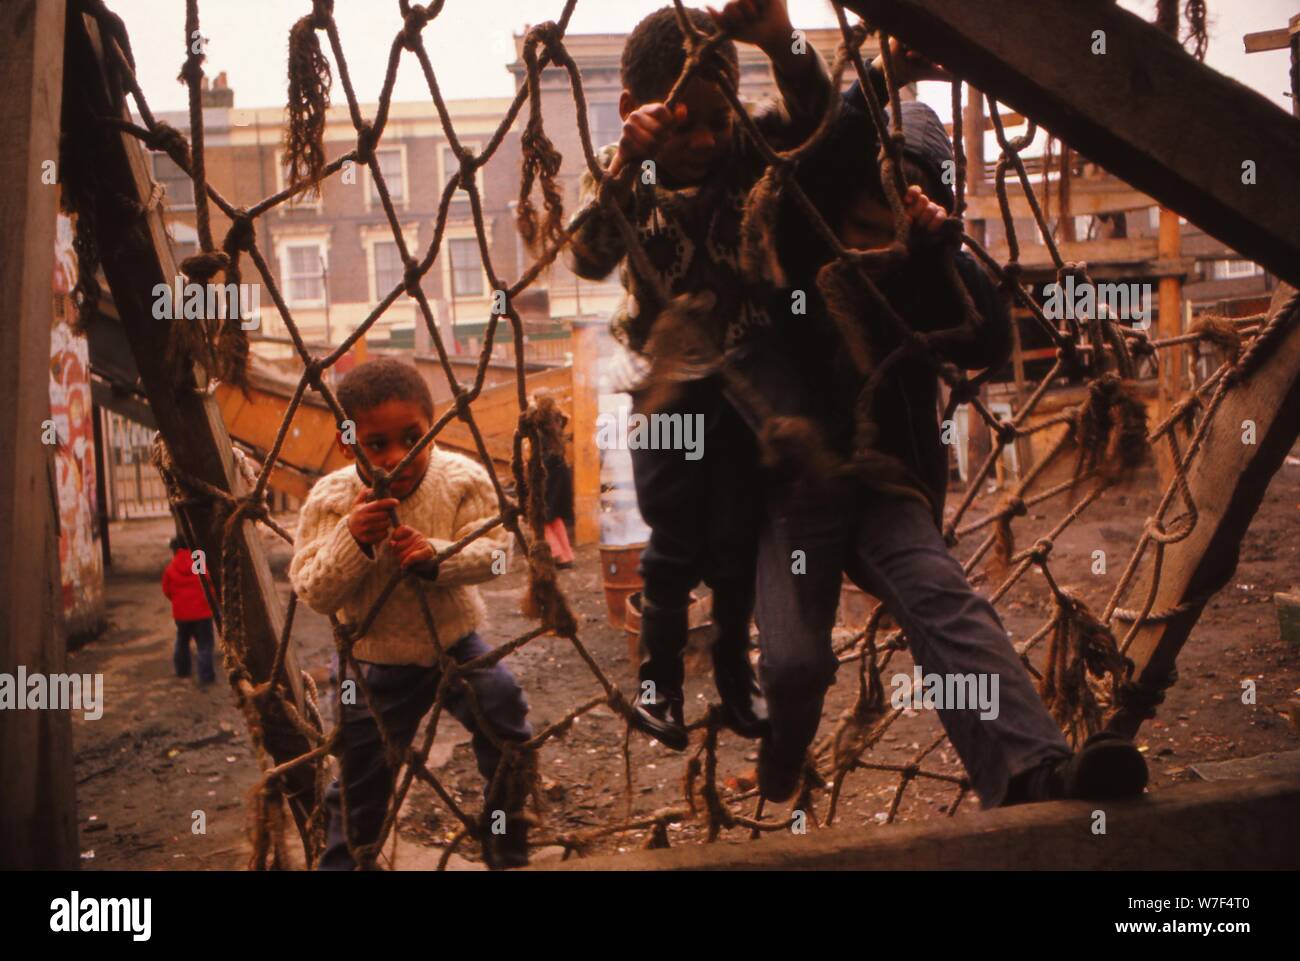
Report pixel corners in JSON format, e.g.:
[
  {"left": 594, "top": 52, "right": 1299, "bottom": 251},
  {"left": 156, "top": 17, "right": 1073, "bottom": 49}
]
[{"left": 289, "top": 448, "right": 508, "bottom": 666}]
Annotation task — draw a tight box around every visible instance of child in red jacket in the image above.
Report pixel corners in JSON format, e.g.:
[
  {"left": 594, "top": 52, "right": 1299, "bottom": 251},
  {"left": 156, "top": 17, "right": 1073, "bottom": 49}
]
[{"left": 162, "top": 535, "right": 217, "bottom": 686}]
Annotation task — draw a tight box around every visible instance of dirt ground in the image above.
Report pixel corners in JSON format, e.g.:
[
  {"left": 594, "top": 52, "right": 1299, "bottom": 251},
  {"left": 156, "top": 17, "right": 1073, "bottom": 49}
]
[{"left": 70, "top": 446, "right": 1300, "bottom": 870}]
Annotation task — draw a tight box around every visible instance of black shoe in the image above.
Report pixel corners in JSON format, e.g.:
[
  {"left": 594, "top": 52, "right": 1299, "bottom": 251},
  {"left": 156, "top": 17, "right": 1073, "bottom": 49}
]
[
  {"left": 711, "top": 639, "right": 770, "bottom": 739},
  {"left": 709, "top": 586, "right": 770, "bottom": 740},
  {"left": 1004, "top": 732, "right": 1148, "bottom": 805},
  {"left": 757, "top": 736, "right": 805, "bottom": 803},
  {"left": 629, "top": 598, "right": 690, "bottom": 751},
  {"left": 483, "top": 818, "right": 530, "bottom": 870}
]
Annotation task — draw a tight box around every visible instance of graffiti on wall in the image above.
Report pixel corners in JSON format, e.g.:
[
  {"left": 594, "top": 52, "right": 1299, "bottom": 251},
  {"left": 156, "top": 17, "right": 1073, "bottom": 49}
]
[{"left": 50, "top": 209, "right": 105, "bottom": 637}]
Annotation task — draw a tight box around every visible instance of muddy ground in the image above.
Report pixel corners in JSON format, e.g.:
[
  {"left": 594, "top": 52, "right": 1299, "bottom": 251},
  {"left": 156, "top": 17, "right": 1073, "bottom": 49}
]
[{"left": 70, "top": 447, "right": 1300, "bottom": 870}]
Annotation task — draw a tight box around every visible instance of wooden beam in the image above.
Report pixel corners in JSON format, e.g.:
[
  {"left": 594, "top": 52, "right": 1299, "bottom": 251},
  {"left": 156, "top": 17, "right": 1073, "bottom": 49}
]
[
  {"left": 542, "top": 775, "right": 1300, "bottom": 871},
  {"left": 963, "top": 185, "right": 1153, "bottom": 222},
  {"left": 1243, "top": 28, "right": 1290, "bottom": 54},
  {"left": 0, "top": 0, "right": 76, "bottom": 871},
  {"left": 983, "top": 237, "right": 1160, "bottom": 270},
  {"left": 62, "top": 11, "right": 319, "bottom": 846},
  {"left": 1107, "top": 284, "right": 1300, "bottom": 737},
  {"left": 844, "top": 0, "right": 1300, "bottom": 288}
]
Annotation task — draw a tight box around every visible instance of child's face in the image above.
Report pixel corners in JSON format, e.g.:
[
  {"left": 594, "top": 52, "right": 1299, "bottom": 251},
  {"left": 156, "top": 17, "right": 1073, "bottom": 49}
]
[
  {"left": 337, "top": 398, "right": 432, "bottom": 500},
  {"left": 838, "top": 190, "right": 896, "bottom": 251},
  {"left": 626, "top": 77, "right": 734, "bottom": 186}
]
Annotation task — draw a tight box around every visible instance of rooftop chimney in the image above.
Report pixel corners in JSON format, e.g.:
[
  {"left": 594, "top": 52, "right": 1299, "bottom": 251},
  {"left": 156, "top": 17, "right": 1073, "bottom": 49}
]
[{"left": 201, "top": 71, "right": 234, "bottom": 108}]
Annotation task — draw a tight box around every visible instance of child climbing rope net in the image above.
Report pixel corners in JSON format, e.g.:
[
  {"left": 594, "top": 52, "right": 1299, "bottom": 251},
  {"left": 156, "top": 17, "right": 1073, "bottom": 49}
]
[{"left": 69, "top": 0, "right": 1299, "bottom": 867}]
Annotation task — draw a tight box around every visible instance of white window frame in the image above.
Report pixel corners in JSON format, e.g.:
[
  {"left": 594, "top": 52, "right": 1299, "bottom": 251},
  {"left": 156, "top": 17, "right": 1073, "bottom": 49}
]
[
  {"left": 152, "top": 152, "right": 196, "bottom": 211},
  {"left": 438, "top": 141, "right": 484, "bottom": 214},
  {"left": 1213, "top": 259, "right": 1263, "bottom": 280},
  {"left": 276, "top": 236, "right": 330, "bottom": 308},
  {"left": 361, "top": 224, "right": 421, "bottom": 305},
  {"left": 274, "top": 149, "right": 324, "bottom": 213},
  {"left": 364, "top": 144, "right": 409, "bottom": 211},
  {"left": 442, "top": 231, "right": 490, "bottom": 304}
]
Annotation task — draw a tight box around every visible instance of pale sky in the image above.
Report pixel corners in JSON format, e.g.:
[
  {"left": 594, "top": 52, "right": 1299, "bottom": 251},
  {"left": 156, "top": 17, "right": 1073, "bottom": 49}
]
[{"left": 112, "top": 0, "right": 1297, "bottom": 120}]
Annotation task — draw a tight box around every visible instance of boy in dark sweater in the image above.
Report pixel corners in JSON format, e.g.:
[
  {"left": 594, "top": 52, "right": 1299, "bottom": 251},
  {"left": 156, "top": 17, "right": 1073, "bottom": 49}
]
[
  {"left": 754, "top": 82, "right": 1149, "bottom": 806},
  {"left": 568, "top": 1, "right": 831, "bottom": 750}
]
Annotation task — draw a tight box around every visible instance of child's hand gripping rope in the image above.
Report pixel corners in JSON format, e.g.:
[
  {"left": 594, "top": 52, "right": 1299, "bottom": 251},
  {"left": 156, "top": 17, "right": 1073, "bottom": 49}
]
[{"left": 347, "top": 487, "right": 440, "bottom": 579}]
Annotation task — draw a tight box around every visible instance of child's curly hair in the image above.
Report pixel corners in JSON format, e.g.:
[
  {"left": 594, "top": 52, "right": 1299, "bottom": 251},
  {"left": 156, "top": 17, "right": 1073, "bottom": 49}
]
[
  {"left": 622, "top": 6, "right": 739, "bottom": 103},
  {"left": 336, "top": 358, "right": 434, "bottom": 422}
]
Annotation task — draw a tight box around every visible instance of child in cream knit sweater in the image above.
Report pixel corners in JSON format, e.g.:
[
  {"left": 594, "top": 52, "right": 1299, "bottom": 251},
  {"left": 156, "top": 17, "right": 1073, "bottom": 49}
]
[{"left": 291, "top": 358, "right": 532, "bottom": 869}]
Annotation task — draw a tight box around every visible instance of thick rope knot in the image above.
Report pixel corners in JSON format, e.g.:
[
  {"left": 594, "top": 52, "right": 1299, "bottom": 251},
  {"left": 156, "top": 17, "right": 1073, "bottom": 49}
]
[
  {"left": 523, "top": 20, "right": 565, "bottom": 58},
  {"left": 180, "top": 250, "right": 231, "bottom": 285},
  {"left": 310, "top": 0, "right": 334, "bottom": 29},
  {"left": 1001, "top": 261, "right": 1023, "bottom": 287},
  {"left": 1027, "top": 537, "right": 1053, "bottom": 565},
  {"left": 1128, "top": 334, "right": 1156, "bottom": 359},
  {"left": 227, "top": 490, "right": 271, "bottom": 529},
  {"left": 145, "top": 122, "right": 192, "bottom": 169},
  {"left": 223, "top": 210, "right": 255, "bottom": 255},
  {"left": 304, "top": 357, "right": 327, "bottom": 389},
  {"left": 1057, "top": 261, "right": 1088, "bottom": 285},
  {"left": 994, "top": 418, "right": 1018, "bottom": 447},
  {"left": 402, "top": 261, "right": 423, "bottom": 298},
  {"left": 1190, "top": 314, "right": 1243, "bottom": 358},
  {"left": 355, "top": 123, "right": 377, "bottom": 167},
  {"left": 400, "top": 5, "right": 431, "bottom": 49},
  {"left": 451, "top": 389, "right": 472, "bottom": 419},
  {"left": 1115, "top": 668, "right": 1175, "bottom": 720},
  {"left": 1003, "top": 494, "right": 1028, "bottom": 519}
]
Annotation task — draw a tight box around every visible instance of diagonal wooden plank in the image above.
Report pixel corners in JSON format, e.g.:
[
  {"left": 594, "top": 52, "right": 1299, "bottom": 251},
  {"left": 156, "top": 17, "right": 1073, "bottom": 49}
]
[
  {"left": 62, "top": 8, "right": 319, "bottom": 850},
  {"left": 843, "top": 0, "right": 1300, "bottom": 287},
  {"left": 1104, "top": 284, "right": 1300, "bottom": 738}
]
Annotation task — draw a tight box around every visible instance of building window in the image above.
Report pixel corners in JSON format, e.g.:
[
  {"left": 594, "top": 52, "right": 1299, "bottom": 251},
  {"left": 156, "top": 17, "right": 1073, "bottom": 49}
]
[
  {"left": 1212, "top": 259, "right": 1263, "bottom": 280},
  {"left": 373, "top": 240, "right": 404, "bottom": 299},
  {"left": 153, "top": 153, "right": 195, "bottom": 209},
  {"left": 447, "top": 237, "right": 484, "bottom": 297},
  {"left": 588, "top": 102, "right": 621, "bottom": 149},
  {"left": 368, "top": 147, "right": 406, "bottom": 207},
  {"left": 284, "top": 243, "right": 326, "bottom": 305}
]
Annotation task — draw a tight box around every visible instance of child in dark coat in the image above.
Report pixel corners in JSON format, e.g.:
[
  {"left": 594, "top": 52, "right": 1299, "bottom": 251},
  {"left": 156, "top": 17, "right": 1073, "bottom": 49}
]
[{"left": 753, "top": 80, "right": 1149, "bottom": 807}]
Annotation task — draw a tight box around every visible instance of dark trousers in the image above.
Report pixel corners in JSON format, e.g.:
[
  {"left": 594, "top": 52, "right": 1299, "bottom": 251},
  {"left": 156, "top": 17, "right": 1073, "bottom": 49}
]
[
  {"left": 173, "top": 618, "right": 216, "bottom": 684},
  {"left": 755, "top": 488, "right": 1071, "bottom": 808},
  {"left": 318, "top": 632, "right": 533, "bottom": 870},
  {"left": 629, "top": 375, "right": 762, "bottom": 612}
]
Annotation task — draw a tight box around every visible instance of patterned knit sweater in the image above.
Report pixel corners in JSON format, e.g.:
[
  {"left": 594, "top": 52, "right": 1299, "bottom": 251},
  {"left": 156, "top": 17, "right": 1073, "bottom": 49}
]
[{"left": 289, "top": 448, "right": 508, "bottom": 666}]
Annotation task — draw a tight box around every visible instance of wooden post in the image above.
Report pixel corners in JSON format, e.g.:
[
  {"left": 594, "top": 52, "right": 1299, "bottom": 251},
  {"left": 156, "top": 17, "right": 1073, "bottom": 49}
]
[
  {"left": 0, "top": 0, "right": 77, "bottom": 870},
  {"left": 844, "top": 0, "right": 1300, "bottom": 288},
  {"left": 962, "top": 88, "right": 986, "bottom": 246},
  {"left": 1153, "top": 12, "right": 1185, "bottom": 486},
  {"left": 570, "top": 319, "right": 603, "bottom": 546},
  {"left": 1108, "top": 285, "right": 1300, "bottom": 737},
  {"left": 61, "top": 10, "right": 319, "bottom": 846}
]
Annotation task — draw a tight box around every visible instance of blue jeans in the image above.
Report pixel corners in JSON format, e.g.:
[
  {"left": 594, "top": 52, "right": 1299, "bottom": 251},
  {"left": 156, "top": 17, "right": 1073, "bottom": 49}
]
[
  {"left": 755, "top": 488, "right": 1071, "bottom": 808},
  {"left": 318, "top": 632, "right": 533, "bottom": 870},
  {"left": 174, "top": 619, "right": 216, "bottom": 684}
]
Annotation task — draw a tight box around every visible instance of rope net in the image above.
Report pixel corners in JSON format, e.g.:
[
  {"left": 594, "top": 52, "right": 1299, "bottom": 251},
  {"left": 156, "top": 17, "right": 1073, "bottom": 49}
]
[{"left": 77, "top": 0, "right": 1298, "bottom": 867}]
